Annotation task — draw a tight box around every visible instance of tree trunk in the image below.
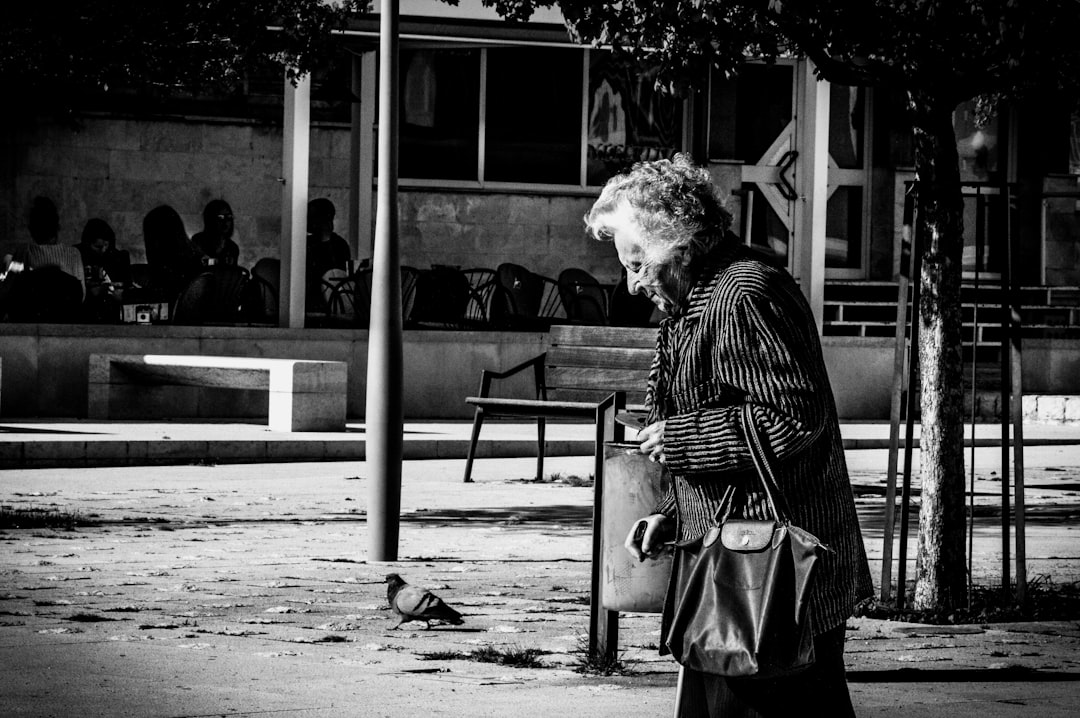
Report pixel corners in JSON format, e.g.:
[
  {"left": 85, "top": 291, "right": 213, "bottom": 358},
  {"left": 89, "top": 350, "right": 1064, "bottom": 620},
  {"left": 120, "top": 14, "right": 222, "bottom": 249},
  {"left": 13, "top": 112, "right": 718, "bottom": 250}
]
[{"left": 908, "top": 92, "right": 968, "bottom": 612}]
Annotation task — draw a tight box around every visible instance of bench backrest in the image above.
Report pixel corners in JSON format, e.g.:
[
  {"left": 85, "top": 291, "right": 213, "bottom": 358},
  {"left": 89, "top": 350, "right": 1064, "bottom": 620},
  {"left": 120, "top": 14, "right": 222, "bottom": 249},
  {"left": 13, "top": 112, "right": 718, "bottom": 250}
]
[{"left": 545, "top": 324, "right": 657, "bottom": 405}]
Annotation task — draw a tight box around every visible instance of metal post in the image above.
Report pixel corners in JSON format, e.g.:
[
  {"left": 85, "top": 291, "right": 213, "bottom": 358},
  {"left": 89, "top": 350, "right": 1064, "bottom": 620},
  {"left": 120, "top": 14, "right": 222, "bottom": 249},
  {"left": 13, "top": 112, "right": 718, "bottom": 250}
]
[
  {"left": 589, "top": 391, "right": 625, "bottom": 663},
  {"left": 280, "top": 72, "right": 310, "bottom": 329},
  {"left": 998, "top": 186, "right": 1011, "bottom": 596},
  {"left": 896, "top": 191, "right": 923, "bottom": 610},
  {"left": 882, "top": 184, "right": 915, "bottom": 602},
  {"left": 366, "top": 0, "right": 403, "bottom": 562},
  {"left": 967, "top": 188, "right": 985, "bottom": 606},
  {"left": 1005, "top": 185, "right": 1027, "bottom": 603}
]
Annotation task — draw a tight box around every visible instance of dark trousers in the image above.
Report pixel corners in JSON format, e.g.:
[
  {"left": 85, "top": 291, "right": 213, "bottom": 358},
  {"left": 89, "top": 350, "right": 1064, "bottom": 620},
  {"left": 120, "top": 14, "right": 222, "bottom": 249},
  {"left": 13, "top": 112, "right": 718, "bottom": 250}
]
[{"left": 676, "top": 625, "right": 855, "bottom": 717}]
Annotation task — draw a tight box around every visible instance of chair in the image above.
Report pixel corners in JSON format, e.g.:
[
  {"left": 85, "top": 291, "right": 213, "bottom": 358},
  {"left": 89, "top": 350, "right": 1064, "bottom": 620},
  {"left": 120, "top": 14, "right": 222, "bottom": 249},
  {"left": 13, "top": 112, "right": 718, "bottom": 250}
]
[
  {"left": 400, "top": 265, "right": 419, "bottom": 324},
  {"left": 325, "top": 269, "right": 374, "bottom": 328},
  {"left": 239, "top": 273, "right": 279, "bottom": 324},
  {"left": 493, "top": 263, "right": 562, "bottom": 331},
  {"left": 239, "top": 257, "right": 280, "bottom": 324},
  {"left": 461, "top": 267, "right": 501, "bottom": 328},
  {"left": 409, "top": 265, "right": 471, "bottom": 329},
  {"left": 5, "top": 267, "right": 84, "bottom": 323},
  {"left": 352, "top": 265, "right": 417, "bottom": 327},
  {"left": 558, "top": 268, "right": 608, "bottom": 325},
  {"left": 251, "top": 257, "right": 280, "bottom": 295},
  {"left": 172, "top": 264, "right": 250, "bottom": 325},
  {"left": 319, "top": 267, "right": 348, "bottom": 312}
]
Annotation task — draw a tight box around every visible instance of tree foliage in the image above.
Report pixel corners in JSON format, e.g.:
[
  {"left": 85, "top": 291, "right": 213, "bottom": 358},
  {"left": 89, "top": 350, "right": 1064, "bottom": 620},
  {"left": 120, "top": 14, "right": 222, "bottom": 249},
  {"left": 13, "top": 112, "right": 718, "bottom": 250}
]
[
  {"left": 484, "top": 0, "right": 1080, "bottom": 105},
  {"left": 0, "top": 0, "right": 366, "bottom": 112}
]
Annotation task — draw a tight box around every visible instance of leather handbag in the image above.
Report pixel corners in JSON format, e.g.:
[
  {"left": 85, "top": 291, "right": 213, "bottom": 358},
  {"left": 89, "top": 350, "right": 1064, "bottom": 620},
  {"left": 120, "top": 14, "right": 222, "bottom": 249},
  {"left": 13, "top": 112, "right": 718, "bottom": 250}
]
[{"left": 664, "top": 404, "right": 828, "bottom": 678}]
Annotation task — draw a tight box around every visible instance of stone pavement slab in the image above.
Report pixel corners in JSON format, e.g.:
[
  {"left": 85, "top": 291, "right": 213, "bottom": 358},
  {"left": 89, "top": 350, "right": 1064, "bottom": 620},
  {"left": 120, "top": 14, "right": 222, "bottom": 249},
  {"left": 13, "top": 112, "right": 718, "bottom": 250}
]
[{"left": 3, "top": 452, "right": 1080, "bottom": 716}]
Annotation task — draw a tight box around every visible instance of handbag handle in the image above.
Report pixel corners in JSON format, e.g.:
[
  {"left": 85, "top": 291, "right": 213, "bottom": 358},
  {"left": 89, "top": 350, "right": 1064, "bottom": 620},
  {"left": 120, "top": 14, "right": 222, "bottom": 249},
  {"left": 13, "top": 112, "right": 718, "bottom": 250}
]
[{"left": 739, "top": 403, "right": 794, "bottom": 525}]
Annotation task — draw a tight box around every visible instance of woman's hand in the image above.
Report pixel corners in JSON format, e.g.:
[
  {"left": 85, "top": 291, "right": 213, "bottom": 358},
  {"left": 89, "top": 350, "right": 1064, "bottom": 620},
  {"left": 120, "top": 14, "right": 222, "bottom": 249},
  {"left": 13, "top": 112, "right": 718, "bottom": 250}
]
[
  {"left": 624, "top": 513, "right": 672, "bottom": 562},
  {"left": 628, "top": 420, "right": 666, "bottom": 463}
]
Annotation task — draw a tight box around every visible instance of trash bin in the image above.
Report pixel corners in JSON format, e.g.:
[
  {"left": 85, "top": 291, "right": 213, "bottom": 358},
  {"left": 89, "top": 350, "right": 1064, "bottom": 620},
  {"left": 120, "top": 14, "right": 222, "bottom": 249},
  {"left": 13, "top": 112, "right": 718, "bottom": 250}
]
[{"left": 600, "top": 442, "right": 674, "bottom": 613}]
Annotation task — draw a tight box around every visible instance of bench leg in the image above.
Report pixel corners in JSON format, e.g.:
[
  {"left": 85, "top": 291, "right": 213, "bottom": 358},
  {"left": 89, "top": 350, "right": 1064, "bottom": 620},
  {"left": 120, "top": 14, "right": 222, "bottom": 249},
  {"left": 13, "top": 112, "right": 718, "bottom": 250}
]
[
  {"left": 463, "top": 407, "right": 485, "bottom": 483},
  {"left": 536, "top": 416, "right": 546, "bottom": 482}
]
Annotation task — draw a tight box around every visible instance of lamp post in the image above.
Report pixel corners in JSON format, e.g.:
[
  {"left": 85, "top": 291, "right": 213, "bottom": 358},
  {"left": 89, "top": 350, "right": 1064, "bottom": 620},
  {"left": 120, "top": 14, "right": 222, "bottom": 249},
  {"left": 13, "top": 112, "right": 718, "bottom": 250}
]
[{"left": 365, "top": 0, "right": 402, "bottom": 561}]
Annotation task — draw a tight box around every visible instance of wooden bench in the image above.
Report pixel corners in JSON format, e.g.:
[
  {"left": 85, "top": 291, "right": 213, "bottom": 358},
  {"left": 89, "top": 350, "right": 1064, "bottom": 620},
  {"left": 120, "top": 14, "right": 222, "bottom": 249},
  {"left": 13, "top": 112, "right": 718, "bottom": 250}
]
[
  {"left": 88, "top": 354, "right": 348, "bottom": 432},
  {"left": 463, "top": 324, "right": 657, "bottom": 482}
]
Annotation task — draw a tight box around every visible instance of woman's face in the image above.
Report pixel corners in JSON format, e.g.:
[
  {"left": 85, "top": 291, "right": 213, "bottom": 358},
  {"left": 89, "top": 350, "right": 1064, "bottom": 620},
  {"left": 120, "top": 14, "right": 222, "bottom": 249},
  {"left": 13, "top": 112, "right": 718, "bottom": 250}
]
[{"left": 602, "top": 202, "right": 694, "bottom": 315}]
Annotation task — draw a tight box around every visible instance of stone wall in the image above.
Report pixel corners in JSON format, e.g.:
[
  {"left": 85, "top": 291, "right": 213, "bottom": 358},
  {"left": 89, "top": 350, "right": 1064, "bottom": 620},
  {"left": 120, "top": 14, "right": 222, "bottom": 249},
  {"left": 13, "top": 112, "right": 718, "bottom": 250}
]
[
  {"left": 1, "top": 114, "right": 619, "bottom": 284},
  {"left": 4, "top": 323, "right": 1078, "bottom": 422}
]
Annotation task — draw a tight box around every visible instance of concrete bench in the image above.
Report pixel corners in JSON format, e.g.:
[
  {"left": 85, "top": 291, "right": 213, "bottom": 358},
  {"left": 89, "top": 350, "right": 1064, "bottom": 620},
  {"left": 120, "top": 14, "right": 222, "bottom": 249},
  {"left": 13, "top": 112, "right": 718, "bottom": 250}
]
[{"left": 88, "top": 354, "right": 347, "bottom": 432}]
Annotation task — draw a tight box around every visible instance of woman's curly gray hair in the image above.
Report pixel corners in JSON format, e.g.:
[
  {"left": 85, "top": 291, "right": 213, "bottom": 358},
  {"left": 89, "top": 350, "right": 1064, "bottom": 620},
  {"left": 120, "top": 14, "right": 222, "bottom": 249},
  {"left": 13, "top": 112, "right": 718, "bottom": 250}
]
[{"left": 584, "top": 153, "right": 733, "bottom": 259}]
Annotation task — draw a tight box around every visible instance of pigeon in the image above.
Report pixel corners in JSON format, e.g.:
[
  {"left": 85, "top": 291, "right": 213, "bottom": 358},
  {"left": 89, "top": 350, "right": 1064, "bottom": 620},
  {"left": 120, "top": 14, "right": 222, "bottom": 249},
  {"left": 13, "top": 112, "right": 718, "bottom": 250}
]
[{"left": 385, "top": 573, "right": 465, "bottom": 629}]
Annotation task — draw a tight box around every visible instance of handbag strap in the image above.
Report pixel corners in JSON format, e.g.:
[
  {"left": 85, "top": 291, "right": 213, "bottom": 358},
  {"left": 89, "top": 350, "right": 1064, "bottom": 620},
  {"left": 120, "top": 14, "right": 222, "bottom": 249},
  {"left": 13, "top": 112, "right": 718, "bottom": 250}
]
[{"left": 739, "top": 403, "right": 794, "bottom": 524}]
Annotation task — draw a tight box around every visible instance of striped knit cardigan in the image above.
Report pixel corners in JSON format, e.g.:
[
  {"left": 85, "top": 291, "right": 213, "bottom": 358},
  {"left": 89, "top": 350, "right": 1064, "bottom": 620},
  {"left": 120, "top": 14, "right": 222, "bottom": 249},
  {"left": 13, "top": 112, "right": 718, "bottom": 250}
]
[{"left": 648, "top": 244, "right": 873, "bottom": 634}]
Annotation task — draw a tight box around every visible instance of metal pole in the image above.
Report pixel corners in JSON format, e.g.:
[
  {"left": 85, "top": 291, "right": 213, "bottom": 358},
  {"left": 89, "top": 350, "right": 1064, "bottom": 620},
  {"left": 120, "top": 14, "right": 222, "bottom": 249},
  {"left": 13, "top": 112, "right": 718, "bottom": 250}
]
[
  {"left": 366, "top": 0, "right": 403, "bottom": 562},
  {"left": 589, "top": 391, "right": 625, "bottom": 663},
  {"left": 896, "top": 189, "right": 923, "bottom": 610},
  {"left": 967, "top": 188, "right": 984, "bottom": 607},
  {"left": 882, "top": 184, "right": 915, "bottom": 602},
  {"left": 1006, "top": 185, "right": 1027, "bottom": 603},
  {"left": 998, "top": 185, "right": 1011, "bottom": 596}
]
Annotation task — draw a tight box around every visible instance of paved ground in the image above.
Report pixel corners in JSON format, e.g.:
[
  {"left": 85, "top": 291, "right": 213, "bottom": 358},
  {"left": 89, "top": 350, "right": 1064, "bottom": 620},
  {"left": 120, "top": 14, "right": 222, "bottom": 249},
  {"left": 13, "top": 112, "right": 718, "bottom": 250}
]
[{"left": 1, "top": 422, "right": 1080, "bottom": 716}]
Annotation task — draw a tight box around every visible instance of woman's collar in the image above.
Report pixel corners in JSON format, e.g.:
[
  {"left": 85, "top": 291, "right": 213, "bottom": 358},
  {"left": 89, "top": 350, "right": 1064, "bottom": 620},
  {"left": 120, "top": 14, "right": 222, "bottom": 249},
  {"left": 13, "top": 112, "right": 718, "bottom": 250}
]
[{"left": 670, "top": 240, "right": 742, "bottom": 322}]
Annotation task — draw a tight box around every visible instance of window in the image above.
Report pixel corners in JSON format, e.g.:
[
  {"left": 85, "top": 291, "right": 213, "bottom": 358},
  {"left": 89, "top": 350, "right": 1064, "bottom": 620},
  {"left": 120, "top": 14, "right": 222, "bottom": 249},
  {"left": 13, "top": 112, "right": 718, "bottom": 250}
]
[
  {"left": 586, "top": 53, "right": 683, "bottom": 186},
  {"left": 485, "top": 47, "right": 583, "bottom": 184},
  {"left": 708, "top": 63, "right": 793, "bottom": 163},
  {"left": 954, "top": 99, "right": 1001, "bottom": 183},
  {"left": 826, "top": 85, "right": 868, "bottom": 271},
  {"left": 400, "top": 49, "right": 481, "bottom": 181},
  {"left": 394, "top": 45, "right": 683, "bottom": 187}
]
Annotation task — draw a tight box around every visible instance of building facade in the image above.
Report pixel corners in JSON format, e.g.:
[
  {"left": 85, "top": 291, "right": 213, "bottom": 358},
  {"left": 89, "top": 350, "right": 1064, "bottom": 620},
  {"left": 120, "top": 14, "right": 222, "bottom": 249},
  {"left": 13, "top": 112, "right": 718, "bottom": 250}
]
[{"left": 2, "top": 1, "right": 1079, "bottom": 420}]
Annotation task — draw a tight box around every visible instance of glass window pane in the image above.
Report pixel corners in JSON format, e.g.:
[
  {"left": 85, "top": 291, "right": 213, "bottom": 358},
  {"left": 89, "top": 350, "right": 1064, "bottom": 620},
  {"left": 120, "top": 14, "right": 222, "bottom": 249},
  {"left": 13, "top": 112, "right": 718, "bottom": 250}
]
[
  {"left": 709, "top": 64, "right": 793, "bottom": 162},
  {"left": 961, "top": 192, "right": 1006, "bottom": 276},
  {"left": 586, "top": 52, "right": 684, "bottom": 186},
  {"left": 829, "top": 85, "right": 864, "bottom": 169},
  {"left": 399, "top": 49, "right": 480, "bottom": 181},
  {"left": 485, "top": 48, "right": 582, "bottom": 184},
  {"left": 825, "top": 187, "right": 864, "bottom": 269},
  {"left": 739, "top": 184, "right": 790, "bottom": 265},
  {"left": 953, "top": 99, "right": 1000, "bottom": 183},
  {"left": 1070, "top": 111, "right": 1080, "bottom": 175}
]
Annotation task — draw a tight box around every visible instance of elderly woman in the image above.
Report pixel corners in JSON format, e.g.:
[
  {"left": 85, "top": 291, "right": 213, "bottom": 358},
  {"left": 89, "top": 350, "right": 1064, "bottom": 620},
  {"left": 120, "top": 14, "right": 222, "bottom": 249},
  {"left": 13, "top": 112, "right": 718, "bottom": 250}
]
[{"left": 584, "top": 154, "right": 872, "bottom": 717}]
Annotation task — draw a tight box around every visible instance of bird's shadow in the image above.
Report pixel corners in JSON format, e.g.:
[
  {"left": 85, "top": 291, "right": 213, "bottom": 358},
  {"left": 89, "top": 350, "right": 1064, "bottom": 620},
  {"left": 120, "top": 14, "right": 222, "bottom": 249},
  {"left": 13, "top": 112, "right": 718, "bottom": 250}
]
[{"left": 388, "top": 625, "right": 485, "bottom": 633}]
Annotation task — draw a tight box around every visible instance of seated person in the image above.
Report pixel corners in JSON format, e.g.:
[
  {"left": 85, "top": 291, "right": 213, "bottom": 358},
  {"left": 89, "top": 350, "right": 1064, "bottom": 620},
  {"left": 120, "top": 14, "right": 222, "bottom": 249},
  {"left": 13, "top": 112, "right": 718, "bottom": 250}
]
[
  {"left": 141, "top": 204, "right": 205, "bottom": 304},
  {"left": 4, "top": 196, "right": 86, "bottom": 301},
  {"left": 76, "top": 218, "right": 131, "bottom": 322},
  {"left": 306, "top": 197, "right": 352, "bottom": 312},
  {"left": 191, "top": 199, "right": 240, "bottom": 266}
]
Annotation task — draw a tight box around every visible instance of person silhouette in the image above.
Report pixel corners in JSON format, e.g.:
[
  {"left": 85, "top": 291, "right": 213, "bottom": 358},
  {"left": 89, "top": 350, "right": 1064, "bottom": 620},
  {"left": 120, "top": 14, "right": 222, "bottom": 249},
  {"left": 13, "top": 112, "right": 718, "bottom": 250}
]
[
  {"left": 142, "top": 204, "right": 204, "bottom": 304},
  {"left": 305, "top": 197, "right": 352, "bottom": 312},
  {"left": 191, "top": 199, "right": 240, "bottom": 266},
  {"left": 6, "top": 197, "right": 86, "bottom": 298},
  {"left": 76, "top": 218, "right": 131, "bottom": 322}
]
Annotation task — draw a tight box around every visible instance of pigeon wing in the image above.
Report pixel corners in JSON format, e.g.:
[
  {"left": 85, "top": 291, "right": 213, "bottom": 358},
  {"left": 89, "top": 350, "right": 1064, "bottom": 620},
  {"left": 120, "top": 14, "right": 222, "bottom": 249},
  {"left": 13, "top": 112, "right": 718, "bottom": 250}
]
[{"left": 393, "top": 585, "right": 464, "bottom": 625}]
